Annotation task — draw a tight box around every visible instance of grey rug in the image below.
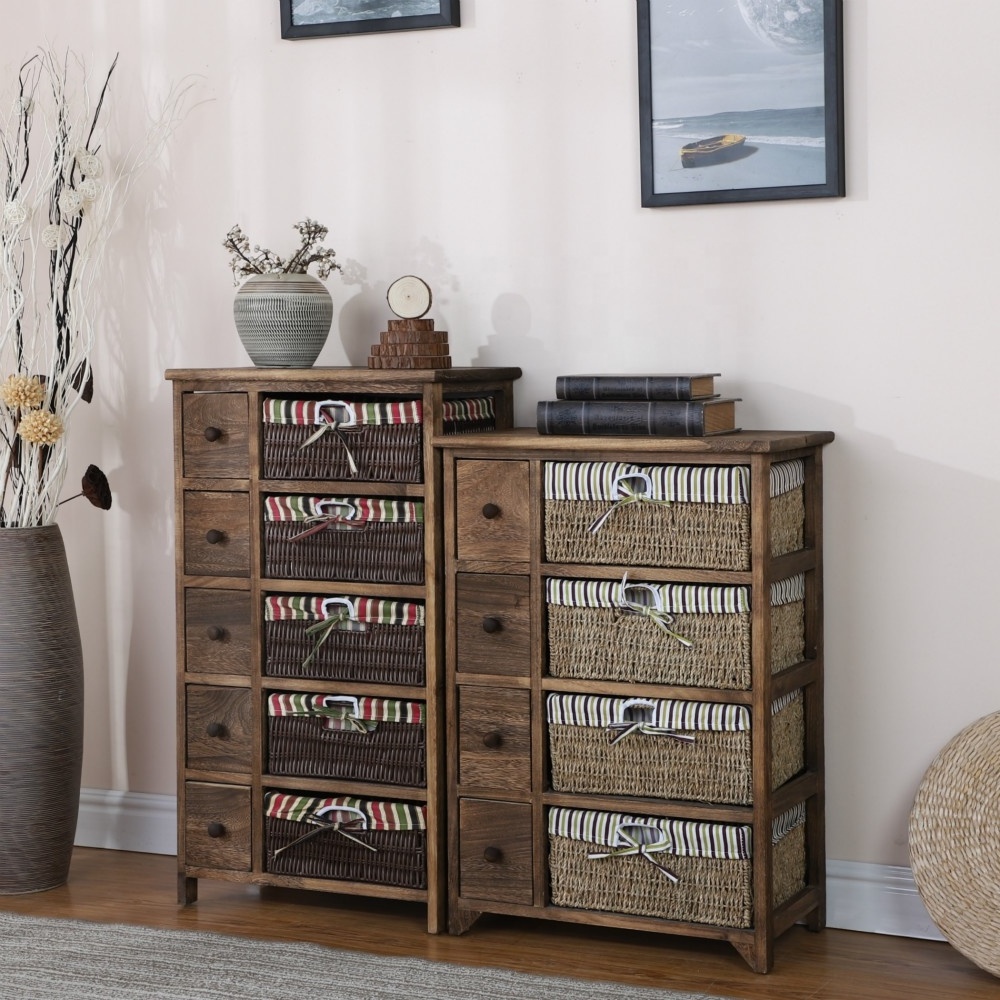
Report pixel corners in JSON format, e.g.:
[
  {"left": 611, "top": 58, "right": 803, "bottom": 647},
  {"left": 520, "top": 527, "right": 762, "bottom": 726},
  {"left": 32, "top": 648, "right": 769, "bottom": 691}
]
[{"left": 0, "top": 910, "right": 732, "bottom": 1000}]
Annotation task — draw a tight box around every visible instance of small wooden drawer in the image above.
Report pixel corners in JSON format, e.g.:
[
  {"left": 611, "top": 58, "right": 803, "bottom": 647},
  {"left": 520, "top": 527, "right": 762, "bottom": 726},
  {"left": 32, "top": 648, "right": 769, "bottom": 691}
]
[
  {"left": 459, "top": 798, "right": 533, "bottom": 904},
  {"left": 456, "top": 460, "right": 530, "bottom": 562},
  {"left": 186, "top": 686, "right": 254, "bottom": 773},
  {"left": 184, "top": 781, "right": 251, "bottom": 871},
  {"left": 184, "top": 589, "right": 252, "bottom": 675},
  {"left": 458, "top": 687, "right": 530, "bottom": 791},
  {"left": 182, "top": 392, "right": 250, "bottom": 479},
  {"left": 183, "top": 491, "right": 250, "bottom": 578},
  {"left": 455, "top": 574, "right": 530, "bottom": 677}
]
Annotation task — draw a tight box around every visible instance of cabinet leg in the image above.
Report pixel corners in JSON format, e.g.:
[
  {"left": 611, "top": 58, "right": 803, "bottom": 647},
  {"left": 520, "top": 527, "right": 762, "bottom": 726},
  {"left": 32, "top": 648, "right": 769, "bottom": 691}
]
[
  {"left": 447, "top": 907, "right": 482, "bottom": 935},
  {"left": 178, "top": 875, "right": 198, "bottom": 905},
  {"left": 732, "top": 940, "right": 772, "bottom": 974}
]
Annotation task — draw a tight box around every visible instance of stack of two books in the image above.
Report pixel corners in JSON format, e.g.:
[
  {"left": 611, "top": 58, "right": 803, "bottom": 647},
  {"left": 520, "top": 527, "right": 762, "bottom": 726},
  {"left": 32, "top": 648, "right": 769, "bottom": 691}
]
[{"left": 536, "top": 373, "right": 739, "bottom": 437}]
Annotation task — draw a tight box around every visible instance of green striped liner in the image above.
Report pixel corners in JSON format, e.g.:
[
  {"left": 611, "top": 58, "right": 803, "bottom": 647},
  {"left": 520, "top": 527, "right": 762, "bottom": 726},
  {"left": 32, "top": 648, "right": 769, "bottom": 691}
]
[
  {"left": 267, "top": 693, "right": 424, "bottom": 725},
  {"left": 544, "top": 459, "right": 804, "bottom": 504},
  {"left": 264, "top": 791, "right": 426, "bottom": 831},
  {"left": 546, "top": 574, "right": 805, "bottom": 614},
  {"left": 548, "top": 802, "right": 806, "bottom": 859},
  {"left": 546, "top": 691, "right": 801, "bottom": 732}
]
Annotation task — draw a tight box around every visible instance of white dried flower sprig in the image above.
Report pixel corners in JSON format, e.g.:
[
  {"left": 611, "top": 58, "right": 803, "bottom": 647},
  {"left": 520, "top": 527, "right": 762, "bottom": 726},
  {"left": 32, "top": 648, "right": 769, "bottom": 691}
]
[{"left": 223, "top": 219, "right": 343, "bottom": 286}]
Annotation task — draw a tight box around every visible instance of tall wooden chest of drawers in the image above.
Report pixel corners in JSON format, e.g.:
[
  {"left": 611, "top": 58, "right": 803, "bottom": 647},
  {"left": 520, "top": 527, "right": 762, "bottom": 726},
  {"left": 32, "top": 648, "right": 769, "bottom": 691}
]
[
  {"left": 436, "top": 428, "right": 833, "bottom": 971},
  {"left": 167, "top": 366, "right": 519, "bottom": 932}
]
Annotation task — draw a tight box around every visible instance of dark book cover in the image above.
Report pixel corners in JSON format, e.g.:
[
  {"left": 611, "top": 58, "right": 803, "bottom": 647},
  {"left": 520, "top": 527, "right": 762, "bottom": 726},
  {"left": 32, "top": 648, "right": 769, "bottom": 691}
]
[
  {"left": 554, "top": 373, "right": 720, "bottom": 401},
  {"left": 537, "top": 398, "right": 740, "bottom": 437}
]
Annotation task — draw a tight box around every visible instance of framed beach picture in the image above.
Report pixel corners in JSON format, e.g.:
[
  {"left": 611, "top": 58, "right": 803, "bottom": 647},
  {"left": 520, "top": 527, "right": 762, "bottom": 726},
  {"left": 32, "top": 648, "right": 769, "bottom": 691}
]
[
  {"left": 637, "top": 0, "right": 844, "bottom": 207},
  {"left": 280, "top": 0, "right": 460, "bottom": 39}
]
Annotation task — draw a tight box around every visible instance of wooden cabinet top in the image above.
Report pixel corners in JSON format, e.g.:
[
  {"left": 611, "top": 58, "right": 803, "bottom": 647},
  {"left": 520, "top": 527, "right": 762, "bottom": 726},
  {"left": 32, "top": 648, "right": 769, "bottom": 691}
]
[
  {"left": 433, "top": 427, "right": 834, "bottom": 456},
  {"left": 165, "top": 366, "right": 522, "bottom": 389}
]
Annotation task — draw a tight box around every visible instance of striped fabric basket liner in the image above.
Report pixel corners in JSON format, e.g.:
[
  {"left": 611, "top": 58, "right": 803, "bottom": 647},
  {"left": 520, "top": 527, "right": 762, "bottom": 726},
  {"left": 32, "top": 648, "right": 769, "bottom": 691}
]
[
  {"left": 265, "top": 791, "right": 427, "bottom": 889},
  {"left": 543, "top": 459, "right": 805, "bottom": 571},
  {"left": 261, "top": 396, "right": 496, "bottom": 483},
  {"left": 263, "top": 495, "right": 424, "bottom": 584},
  {"left": 546, "top": 691, "right": 804, "bottom": 804},
  {"left": 267, "top": 693, "right": 426, "bottom": 786},
  {"left": 264, "top": 594, "right": 426, "bottom": 685},
  {"left": 547, "top": 803, "right": 806, "bottom": 927},
  {"left": 546, "top": 574, "right": 805, "bottom": 690}
]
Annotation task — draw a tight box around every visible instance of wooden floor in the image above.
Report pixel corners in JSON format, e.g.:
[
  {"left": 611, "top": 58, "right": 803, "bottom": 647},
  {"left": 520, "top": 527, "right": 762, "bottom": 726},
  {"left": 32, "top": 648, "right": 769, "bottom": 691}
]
[{"left": 0, "top": 848, "right": 995, "bottom": 999}]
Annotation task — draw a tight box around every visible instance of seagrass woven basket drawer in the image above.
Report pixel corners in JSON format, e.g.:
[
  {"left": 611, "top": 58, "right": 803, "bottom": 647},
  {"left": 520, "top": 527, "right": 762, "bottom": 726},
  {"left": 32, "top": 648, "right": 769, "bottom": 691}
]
[
  {"left": 546, "top": 575, "right": 805, "bottom": 690},
  {"left": 546, "top": 691, "right": 804, "bottom": 805},
  {"left": 543, "top": 460, "right": 805, "bottom": 571},
  {"left": 263, "top": 594, "right": 425, "bottom": 686},
  {"left": 547, "top": 804, "right": 806, "bottom": 927},
  {"left": 267, "top": 693, "right": 426, "bottom": 786},
  {"left": 186, "top": 686, "right": 254, "bottom": 774},
  {"left": 262, "top": 396, "right": 496, "bottom": 483},
  {"left": 264, "top": 791, "right": 427, "bottom": 889},
  {"left": 263, "top": 495, "right": 424, "bottom": 584}
]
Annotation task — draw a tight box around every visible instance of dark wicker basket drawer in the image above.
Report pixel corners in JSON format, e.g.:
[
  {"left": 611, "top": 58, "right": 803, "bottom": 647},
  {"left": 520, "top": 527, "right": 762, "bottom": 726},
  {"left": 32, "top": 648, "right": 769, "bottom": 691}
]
[
  {"left": 548, "top": 804, "right": 806, "bottom": 928},
  {"left": 263, "top": 495, "right": 424, "bottom": 584},
  {"left": 263, "top": 594, "right": 425, "bottom": 685},
  {"left": 182, "top": 392, "right": 249, "bottom": 479},
  {"left": 264, "top": 791, "right": 426, "bottom": 889},
  {"left": 262, "top": 396, "right": 496, "bottom": 483},
  {"left": 543, "top": 460, "right": 805, "bottom": 571},
  {"left": 546, "top": 691, "right": 804, "bottom": 805},
  {"left": 267, "top": 693, "right": 426, "bottom": 786}
]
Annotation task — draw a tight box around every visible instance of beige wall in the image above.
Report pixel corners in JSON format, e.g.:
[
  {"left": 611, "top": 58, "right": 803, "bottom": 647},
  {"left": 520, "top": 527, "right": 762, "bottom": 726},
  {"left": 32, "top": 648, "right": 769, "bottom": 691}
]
[{"left": 5, "top": 0, "right": 999, "bottom": 869}]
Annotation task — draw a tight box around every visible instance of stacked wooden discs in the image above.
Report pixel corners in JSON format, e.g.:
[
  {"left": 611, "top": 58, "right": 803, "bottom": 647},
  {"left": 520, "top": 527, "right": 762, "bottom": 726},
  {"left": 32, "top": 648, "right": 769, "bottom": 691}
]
[{"left": 368, "top": 319, "right": 452, "bottom": 370}]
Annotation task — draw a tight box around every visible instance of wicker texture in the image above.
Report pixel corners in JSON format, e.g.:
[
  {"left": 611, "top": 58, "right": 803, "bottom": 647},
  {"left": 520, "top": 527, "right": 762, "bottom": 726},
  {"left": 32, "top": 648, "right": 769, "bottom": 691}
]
[
  {"left": 546, "top": 599, "right": 804, "bottom": 690},
  {"left": 544, "top": 487, "right": 803, "bottom": 571},
  {"left": 264, "top": 421, "right": 424, "bottom": 482},
  {"left": 909, "top": 711, "right": 1000, "bottom": 977},
  {"left": 0, "top": 526, "right": 84, "bottom": 894},
  {"left": 547, "top": 696, "right": 804, "bottom": 805},
  {"left": 548, "top": 820, "right": 805, "bottom": 927},
  {"left": 267, "top": 715, "right": 426, "bottom": 786},
  {"left": 263, "top": 520, "right": 424, "bottom": 584},
  {"left": 266, "top": 817, "right": 426, "bottom": 888},
  {"left": 264, "top": 618, "right": 425, "bottom": 685}
]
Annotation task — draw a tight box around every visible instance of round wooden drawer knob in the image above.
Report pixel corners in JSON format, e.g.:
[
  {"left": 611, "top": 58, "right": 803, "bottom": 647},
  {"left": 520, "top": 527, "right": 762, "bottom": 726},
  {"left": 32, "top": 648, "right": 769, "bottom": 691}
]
[
  {"left": 206, "top": 822, "right": 226, "bottom": 839},
  {"left": 203, "top": 426, "right": 223, "bottom": 442},
  {"left": 204, "top": 529, "right": 226, "bottom": 545},
  {"left": 206, "top": 722, "right": 226, "bottom": 738},
  {"left": 483, "top": 846, "right": 503, "bottom": 864},
  {"left": 481, "top": 616, "right": 502, "bottom": 634},
  {"left": 482, "top": 730, "right": 503, "bottom": 749},
  {"left": 206, "top": 625, "right": 226, "bottom": 642},
  {"left": 481, "top": 503, "right": 500, "bottom": 520}
]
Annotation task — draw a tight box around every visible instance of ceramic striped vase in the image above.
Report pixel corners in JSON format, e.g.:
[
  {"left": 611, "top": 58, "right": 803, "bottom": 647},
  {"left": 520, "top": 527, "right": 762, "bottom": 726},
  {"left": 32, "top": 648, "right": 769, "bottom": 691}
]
[
  {"left": 233, "top": 273, "right": 333, "bottom": 368},
  {"left": 0, "top": 525, "right": 84, "bottom": 893}
]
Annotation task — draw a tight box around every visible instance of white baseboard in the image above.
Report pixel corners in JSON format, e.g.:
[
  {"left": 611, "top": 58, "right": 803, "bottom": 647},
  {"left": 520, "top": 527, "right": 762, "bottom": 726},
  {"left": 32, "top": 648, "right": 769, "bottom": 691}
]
[{"left": 74, "top": 789, "right": 946, "bottom": 942}]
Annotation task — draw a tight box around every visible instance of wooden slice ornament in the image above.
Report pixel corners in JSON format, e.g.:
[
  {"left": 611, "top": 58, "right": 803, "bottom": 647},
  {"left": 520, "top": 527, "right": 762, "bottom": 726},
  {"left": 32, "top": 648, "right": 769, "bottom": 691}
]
[{"left": 370, "top": 275, "right": 452, "bottom": 370}]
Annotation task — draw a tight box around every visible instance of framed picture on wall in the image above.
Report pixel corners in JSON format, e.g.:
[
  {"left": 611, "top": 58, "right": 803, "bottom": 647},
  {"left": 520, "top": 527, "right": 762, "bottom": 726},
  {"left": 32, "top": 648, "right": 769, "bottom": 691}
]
[
  {"left": 280, "top": 0, "right": 460, "bottom": 39},
  {"left": 637, "top": 0, "right": 844, "bottom": 207}
]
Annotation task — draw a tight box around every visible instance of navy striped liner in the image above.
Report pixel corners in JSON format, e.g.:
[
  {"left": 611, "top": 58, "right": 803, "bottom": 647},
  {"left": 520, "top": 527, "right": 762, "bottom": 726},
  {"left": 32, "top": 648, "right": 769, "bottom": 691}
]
[
  {"left": 546, "top": 690, "right": 802, "bottom": 731},
  {"left": 545, "top": 574, "right": 805, "bottom": 614},
  {"left": 548, "top": 802, "right": 806, "bottom": 859},
  {"left": 544, "top": 459, "right": 804, "bottom": 505}
]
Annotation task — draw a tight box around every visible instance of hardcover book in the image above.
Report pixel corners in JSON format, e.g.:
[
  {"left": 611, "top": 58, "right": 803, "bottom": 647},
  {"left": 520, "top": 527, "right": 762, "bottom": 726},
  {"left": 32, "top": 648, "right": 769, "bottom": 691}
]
[
  {"left": 536, "top": 397, "right": 740, "bottom": 437},
  {"left": 554, "top": 373, "right": 720, "bottom": 401}
]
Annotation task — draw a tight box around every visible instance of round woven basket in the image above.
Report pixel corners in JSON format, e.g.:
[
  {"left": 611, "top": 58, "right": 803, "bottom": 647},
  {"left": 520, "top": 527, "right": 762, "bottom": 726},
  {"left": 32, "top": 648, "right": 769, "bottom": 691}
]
[{"left": 909, "top": 711, "right": 1000, "bottom": 976}]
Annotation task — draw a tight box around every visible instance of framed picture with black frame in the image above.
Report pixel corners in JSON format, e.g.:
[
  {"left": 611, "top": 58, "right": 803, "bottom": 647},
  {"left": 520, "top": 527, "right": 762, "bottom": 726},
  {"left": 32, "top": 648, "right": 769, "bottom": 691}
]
[
  {"left": 280, "top": 0, "right": 460, "bottom": 40},
  {"left": 637, "top": 0, "right": 844, "bottom": 207}
]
